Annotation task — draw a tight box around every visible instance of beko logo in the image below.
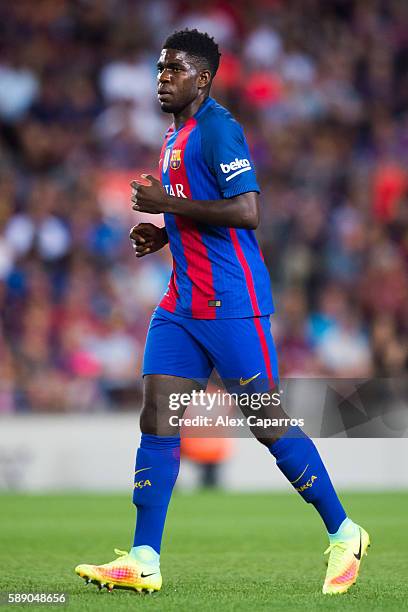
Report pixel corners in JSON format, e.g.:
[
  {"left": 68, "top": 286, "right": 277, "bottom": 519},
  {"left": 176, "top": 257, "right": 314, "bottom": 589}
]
[{"left": 220, "top": 158, "right": 252, "bottom": 181}]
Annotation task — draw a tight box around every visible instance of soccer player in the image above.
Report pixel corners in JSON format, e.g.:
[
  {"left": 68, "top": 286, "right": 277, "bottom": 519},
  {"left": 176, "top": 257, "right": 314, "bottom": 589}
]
[{"left": 75, "top": 29, "right": 369, "bottom": 595}]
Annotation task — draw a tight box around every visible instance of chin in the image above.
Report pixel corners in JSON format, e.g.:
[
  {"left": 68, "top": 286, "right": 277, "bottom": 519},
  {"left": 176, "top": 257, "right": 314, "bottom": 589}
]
[
  {"left": 160, "top": 97, "right": 187, "bottom": 114},
  {"left": 160, "top": 104, "right": 174, "bottom": 113},
  {"left": 159, "top": 101, "right": 177, "bottom": 114}
]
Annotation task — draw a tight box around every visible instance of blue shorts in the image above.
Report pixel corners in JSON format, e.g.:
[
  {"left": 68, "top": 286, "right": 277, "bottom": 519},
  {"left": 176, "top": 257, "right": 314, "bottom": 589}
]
[{"left": 143, "top": 307, "right": 279, "bottom": 392}]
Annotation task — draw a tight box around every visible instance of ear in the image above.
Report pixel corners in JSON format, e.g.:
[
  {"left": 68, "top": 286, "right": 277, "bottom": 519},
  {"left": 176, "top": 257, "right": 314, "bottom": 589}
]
[{"left": 198, "top": 69, "right": 212, "bottom": 89}]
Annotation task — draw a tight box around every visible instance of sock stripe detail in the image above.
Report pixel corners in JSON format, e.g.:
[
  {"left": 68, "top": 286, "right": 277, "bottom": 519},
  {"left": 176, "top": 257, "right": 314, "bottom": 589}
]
[
  {"left": 290, "top": 464, "right": 309, "bottom": 484},
  {"left": 134, "top": 467, "right": 152, "bottom": 476}
]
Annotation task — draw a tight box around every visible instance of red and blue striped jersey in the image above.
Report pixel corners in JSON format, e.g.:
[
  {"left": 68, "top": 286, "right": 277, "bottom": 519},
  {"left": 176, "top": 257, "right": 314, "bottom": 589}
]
[{"left": 158, "top": 96, "right": 274, "bottom": 319}]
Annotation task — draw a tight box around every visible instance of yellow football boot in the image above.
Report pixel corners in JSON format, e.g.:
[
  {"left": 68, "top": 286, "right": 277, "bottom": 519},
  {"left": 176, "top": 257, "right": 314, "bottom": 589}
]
[
  {"left": 75, "top": 546, "right": 162, "bottom": 593},
  {"left": 323, "top": 524, "right": 370, "bottom": 595}
]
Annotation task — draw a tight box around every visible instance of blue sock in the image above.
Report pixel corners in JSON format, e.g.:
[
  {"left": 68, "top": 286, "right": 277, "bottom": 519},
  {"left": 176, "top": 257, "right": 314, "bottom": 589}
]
[
  {"left": 133, "top": 433, "right": 180, "bottom": 554},
  {"left": 269, "top": 426, "right": 346, "bottom": 533}
]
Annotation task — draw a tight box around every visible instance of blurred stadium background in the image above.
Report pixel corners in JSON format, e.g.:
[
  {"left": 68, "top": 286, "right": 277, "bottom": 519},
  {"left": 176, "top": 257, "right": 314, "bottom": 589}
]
[{"left": 0, "top": 0, "right": 407, "bottom": 493}]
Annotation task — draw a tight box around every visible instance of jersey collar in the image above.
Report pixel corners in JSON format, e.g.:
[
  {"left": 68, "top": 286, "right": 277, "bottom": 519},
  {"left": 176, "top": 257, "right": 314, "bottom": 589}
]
[
  {"left": 171, "top": 96, "right": 214, "bottom": 133},
  {"left": 193, "top": 96, "right": 213, "bottom": 119}
]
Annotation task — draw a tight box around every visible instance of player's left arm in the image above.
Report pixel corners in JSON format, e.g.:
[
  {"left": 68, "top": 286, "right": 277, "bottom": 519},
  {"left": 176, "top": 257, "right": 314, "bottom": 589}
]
[
  {"left": 131, "top": 177, "right": 259, "bottom": 229},
  {"left": 170, "top": 190, "right": 259, "bottom": 229},
  {"left": 131, "top": 118, "right": 261, "bottom": 229}
]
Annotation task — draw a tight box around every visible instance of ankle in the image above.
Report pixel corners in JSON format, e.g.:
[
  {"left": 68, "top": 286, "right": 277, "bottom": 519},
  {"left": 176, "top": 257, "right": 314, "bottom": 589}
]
[
  {"left": 130, "top": 545, "right": 160, "bottom": 565},
  {"left": 328, "top": 517, "right": 359, "bottom": 542}
]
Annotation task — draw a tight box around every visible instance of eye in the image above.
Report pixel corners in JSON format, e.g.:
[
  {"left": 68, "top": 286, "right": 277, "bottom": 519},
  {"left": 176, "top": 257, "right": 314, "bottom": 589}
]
[{"left": 172, "top": 67, "right": 181, "bottom": 73}]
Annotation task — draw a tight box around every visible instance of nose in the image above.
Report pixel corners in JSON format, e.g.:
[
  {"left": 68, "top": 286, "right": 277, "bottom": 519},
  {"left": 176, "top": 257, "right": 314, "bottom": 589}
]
[{"left": 158, "top": 69, "right": 171, "bottom": 83}]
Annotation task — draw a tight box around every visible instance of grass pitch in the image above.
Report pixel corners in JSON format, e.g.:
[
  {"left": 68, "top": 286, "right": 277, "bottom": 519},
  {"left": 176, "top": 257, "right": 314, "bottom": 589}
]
[{"left": 0, "top": 490, "right": 407, "bottom": 611}]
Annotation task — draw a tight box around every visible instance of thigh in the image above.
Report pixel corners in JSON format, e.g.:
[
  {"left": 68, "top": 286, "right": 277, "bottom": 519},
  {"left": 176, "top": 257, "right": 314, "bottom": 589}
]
[
  {"left": 141, "top": 310, "right": 212, "bottom": 436},
  {"left": 203, "top": 316, "right": 280, "bottom": 393},
  {"left": 143, "top": 309, "right": 212, "bottom": 383},
  {"left": 197, "top": 316, "right": 287, "bottom": 444}
]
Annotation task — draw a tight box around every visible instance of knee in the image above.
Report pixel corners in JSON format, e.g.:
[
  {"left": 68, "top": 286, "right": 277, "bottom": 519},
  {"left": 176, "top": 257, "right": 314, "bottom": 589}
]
[
  {"left": 139, "top": 403, "right": 179, "bottom": 437},
  {"left": 139, "top": 403, "right": 157, "bottom": 435},
  {"left": 254, "top": 433, "right": 280, "bottom": 448},
  {"left": 248, "top": 423, "right": 282, "bottom": 447}
]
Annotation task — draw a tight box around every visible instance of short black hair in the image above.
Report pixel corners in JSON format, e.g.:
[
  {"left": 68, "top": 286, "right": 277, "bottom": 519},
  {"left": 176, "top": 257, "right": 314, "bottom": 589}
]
[{"left": 163, "top": 28, "right": 221, "bottom": 77}]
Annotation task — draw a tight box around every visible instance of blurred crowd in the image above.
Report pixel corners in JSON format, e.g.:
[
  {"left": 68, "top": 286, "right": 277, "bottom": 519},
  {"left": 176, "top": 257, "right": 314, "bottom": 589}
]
[{"left": 0, "top": 0, "right": 407, "bottom": 412}]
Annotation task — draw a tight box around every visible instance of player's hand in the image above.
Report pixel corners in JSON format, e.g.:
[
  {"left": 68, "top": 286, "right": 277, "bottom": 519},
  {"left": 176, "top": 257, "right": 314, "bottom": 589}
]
[
  {"left": 129, "top": 223, "right": 168, "bottom": 258},
  {"left": 131, "top": 175, "right": 171, "bottom": 214}
]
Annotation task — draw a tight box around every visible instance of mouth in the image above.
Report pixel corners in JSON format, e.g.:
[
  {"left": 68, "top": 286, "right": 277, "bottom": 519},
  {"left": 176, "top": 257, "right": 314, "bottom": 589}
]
[{"left": 158, "top": 90, "right": 173, "bottom": 100}]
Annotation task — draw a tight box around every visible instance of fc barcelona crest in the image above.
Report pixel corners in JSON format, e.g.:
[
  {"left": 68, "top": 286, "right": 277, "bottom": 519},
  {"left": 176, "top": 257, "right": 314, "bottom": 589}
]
[{"left": 170, "top": 149, "right": 182, "bottom": 170}]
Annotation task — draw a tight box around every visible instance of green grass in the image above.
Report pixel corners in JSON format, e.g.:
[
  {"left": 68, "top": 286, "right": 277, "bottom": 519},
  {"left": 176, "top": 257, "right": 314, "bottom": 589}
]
[{"left": 0, "top": 491, "right": 407, "bottom": 611}]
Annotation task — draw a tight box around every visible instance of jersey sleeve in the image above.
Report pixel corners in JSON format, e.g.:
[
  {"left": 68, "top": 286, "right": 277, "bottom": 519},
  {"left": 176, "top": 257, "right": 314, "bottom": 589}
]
[{"left": 200, "top": 116, "right": 260, "bottom": 198}]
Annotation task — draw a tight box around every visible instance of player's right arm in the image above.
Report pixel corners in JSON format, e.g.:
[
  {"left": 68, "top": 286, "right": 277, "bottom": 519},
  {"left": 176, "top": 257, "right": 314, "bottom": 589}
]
[{"left": 129, "top": 223, "right": 168, "bottom": 258}]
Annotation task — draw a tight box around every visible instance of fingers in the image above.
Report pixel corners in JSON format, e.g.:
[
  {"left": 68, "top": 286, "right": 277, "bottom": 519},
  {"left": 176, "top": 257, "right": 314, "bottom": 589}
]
[
  {"left": 130, "top": 179, "right": 143, "bottom": 211},
  {"left": 131, "top": 175, "right": 158, "bottom": 190},
  {"left": 129, "top": 223, "right": 151, "bottom": 243},
  {"left": 129, "top": 225, "right": 142, "bottom": 242},
  {"left": 141, "top": 174, "right": 159, "bottom": 185},
  {"left": 131, "top": 193, "right": 140, "bottom": 211},
  {"left": 131, "top": 240, "right": 153, "bottom": 257},
  {"left": 130, "top": 174, "right": 161, "bottom": 213},
  {"left": 130, "top": 232, "right": 145, "bottom": 244},
  {"left": 129, "top": 224, "right": 155, "bottom": 256},
  {"left": 130, "top": 187, "right": 146, "bottom": 211},
  {"left": 131, "top": 173, "right": 160, "bottom": 206}
]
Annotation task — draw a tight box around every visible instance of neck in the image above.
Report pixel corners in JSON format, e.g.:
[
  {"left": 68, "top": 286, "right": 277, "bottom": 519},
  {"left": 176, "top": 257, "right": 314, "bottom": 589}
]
[{"left": 173, "top": 92, "right": 209, "bottom": 129}]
